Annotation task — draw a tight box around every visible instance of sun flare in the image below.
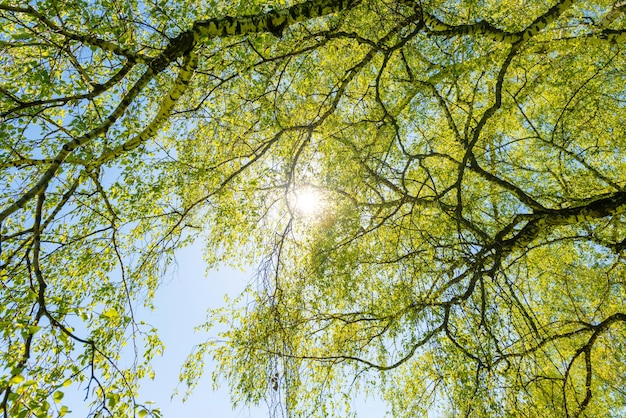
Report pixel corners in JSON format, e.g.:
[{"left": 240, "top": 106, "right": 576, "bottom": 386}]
[{"left": 294, "top": 187, "right": 325, "bottom": 218}]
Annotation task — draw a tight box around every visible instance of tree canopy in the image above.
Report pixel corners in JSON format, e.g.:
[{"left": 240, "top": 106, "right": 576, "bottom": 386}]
[{"left": 1, "top": 0, "right": 625, "bottom": 416}]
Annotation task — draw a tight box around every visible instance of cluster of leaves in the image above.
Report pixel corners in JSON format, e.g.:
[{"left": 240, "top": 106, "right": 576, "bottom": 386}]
[
  {"left": 181, "top": 0, "right": 626, "bottom": 416},
  {"left": 1, "top": 0, "right": 625, "bottom": 416},
  {"left": 0, "top": 0, "right": 202, "bottom": 415}
]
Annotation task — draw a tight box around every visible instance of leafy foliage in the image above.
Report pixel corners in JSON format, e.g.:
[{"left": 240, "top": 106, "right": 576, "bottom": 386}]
[{"left": 1, "top": 0, "right": 625, "bottom": 416}]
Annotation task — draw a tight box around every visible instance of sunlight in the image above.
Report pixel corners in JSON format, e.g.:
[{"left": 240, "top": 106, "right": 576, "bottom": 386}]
[{"left": 294, "top": 187, "right": 325, "bottom": 218}]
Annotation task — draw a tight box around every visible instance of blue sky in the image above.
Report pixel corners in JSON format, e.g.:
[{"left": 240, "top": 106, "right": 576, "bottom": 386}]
[
  {"left": 139, "top": 244, "right": 390, "bottom": 417},
  {"left": 137, "top": 243, "right": 261, "bottom": 417},
  {"left": 64, "top": 241, "right": 390, "bottom": 417},
  {"left": 61, "top": 242, "right": 259, "bottom": 417}
]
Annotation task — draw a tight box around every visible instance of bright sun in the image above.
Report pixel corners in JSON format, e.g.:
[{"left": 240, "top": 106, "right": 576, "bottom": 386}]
[{"left": 294, "top": 187, "right": 325, "bottom": 218}]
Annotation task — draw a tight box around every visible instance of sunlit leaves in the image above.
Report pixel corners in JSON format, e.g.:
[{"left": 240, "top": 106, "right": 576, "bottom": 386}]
[
  {"left": 180, "top": 1, "right": 626, "bottom": 416},
  {"left": 2, "top": 0, "right": 626, "bottom": 416}
]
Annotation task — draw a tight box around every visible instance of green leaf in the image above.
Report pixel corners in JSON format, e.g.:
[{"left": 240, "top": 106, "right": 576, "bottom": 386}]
[
  {"left": 107, "top": 393, "right": 120, "bottom": 408},
  {"left": 8, "top": 375, "right": 24, "bottom": 385},
  {"left": 28, "top": 325, "right": 41, "bottom": 335},
  {"left": 53, "top": 391, "right": 65, "bottom": 402},
  {"left": 101, "top": 307, "right": 119, "bottom": 319}
]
